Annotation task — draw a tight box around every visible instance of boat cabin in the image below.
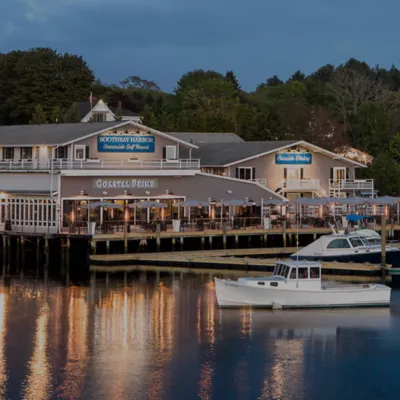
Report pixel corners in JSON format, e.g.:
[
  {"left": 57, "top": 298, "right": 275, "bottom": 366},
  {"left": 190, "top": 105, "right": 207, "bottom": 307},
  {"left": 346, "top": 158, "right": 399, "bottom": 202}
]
[
  {"left": 238, "top": 261, "right": 322, "bottom": 289},
  {"left": 273, "top": 261, "right": 321, "bottom": 281}
]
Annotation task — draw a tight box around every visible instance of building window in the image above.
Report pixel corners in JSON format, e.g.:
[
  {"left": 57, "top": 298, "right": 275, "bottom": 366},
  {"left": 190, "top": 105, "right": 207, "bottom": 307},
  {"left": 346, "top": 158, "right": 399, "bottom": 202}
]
[
  {"left": 3, "top": 148, "right": 14, "bottom": 160},
  {"left": 236, "top": 167, "right": 255, "bottom": 180},
  {"left": 163, "top": 145, "right": 177, "bottom": 160},
  {"left": 74, "top": 145, "right": 86, "bottom": 160},
  {"left": 21, "top": 147, "right": 33, "bottom": 160},
  {"left": 55, "top": 146, "right": 68, "bottom": 159}
]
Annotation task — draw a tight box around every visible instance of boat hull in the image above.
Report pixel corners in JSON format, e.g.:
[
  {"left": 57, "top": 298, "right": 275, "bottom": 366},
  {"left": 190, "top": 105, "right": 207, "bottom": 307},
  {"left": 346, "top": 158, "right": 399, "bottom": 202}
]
[{"left": 214, "top": 279, "right": 391, "bottom": 308}]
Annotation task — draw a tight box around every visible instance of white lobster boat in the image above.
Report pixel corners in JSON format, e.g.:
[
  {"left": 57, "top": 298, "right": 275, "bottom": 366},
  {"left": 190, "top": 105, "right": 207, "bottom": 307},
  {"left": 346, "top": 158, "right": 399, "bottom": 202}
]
[{"left": 214, "top": 261, "right": 391, "bottom": 309}]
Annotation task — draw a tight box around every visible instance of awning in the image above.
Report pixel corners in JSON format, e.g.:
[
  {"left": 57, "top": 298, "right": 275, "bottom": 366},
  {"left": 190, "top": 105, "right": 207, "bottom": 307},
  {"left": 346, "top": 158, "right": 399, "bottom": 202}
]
[{"left": 0, "top": 190, "right": 58, "bottom": 196}]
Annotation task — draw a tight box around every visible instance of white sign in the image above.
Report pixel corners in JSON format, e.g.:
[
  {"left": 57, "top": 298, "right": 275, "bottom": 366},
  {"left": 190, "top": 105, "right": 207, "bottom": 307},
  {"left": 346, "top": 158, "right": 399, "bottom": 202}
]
[{"left": 93, "top": 179, "right": 158, "bottom": 189}]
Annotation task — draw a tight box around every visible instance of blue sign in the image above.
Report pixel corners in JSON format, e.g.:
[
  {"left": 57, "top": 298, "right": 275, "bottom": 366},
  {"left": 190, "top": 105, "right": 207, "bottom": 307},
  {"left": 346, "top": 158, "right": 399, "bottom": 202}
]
[
  {"left": 97, "top": 135, "right": 155, "bottom": 153},
  {"left": 275, "top": 153, "right": 312, "bottom": 165}
]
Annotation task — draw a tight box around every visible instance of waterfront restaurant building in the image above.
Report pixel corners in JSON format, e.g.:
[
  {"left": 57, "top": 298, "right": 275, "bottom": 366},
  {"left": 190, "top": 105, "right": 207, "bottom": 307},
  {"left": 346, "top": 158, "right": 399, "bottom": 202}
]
[{"left": 0, "top": 121, "right": 372, "bottom": 233}]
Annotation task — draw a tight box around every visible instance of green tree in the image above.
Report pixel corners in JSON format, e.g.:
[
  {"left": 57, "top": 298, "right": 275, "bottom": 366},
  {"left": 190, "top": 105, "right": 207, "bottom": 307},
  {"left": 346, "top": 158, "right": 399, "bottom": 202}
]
[
  {"left": 114, "top": 103, "right": 123, "bottom": 121},
  {"left": 0, "top": 48, "right": 94, "bottom": 125},
  {"left": 30, "top": 104, "right": 47, "bottom": 124},
  {"left": 288, "top": 70, "right": 305, "bottom": 82},
  {"left": 120, "top": 76, "right": 161, "bottom": 91},
  {"left": 64, "top": 102, "right": 80, "bottom": 123},
  {"left": 363, "top": 153, "right": 400, "bottom": 196},
  {"left": 50, "top": 105, "right": 64, "bottom": 123},
  {"left": 225, "top": 70, "right": 241, "bottom": 91},
  {"left": 351, "top": 102, "right": 390, "bottom": 155},
  {"left": 388, "top": 133, "right": 400, "bottom": 161}
]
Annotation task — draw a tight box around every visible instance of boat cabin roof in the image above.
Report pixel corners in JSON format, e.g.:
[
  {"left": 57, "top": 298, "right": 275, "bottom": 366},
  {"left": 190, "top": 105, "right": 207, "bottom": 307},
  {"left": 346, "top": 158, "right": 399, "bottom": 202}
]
[{"left": 277, "top": 260, "right": 321, "bottom": 269}]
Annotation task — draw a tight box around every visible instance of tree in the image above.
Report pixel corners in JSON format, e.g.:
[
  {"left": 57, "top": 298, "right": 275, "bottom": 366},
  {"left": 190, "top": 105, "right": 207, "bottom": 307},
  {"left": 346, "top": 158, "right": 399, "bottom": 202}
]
[
  {"left": 363, "top": 153, "right": 400, "bottom": 196},
  {"left": 288, "top": 70, "right": 305, "bottom": 82},
  {"left": 225, "top": 70, "right": 241, "bottom": 91},
  {"left": 64, "top": 102, "right": 80, "bottom": 123},
  {"left": 50, "top": 105, "right": 64, "bottom": 123},
  {"left": 175, "top": 70, "right": 224, "bottom": 94},
  {"left": 388, "top": 133, "right": 400, "bottom": 161},
  {"left": 0, "top": 48, "right": 94, "bottom": 125},
  {"left": 120, "top": 76, "right": 161, "bottom": 91},
  {"left": 351, "top": 102, "right": 389, "bottom": 155},
  {"left": 30, "top": 104, "right": 47, "bottom": 124},
  {"left": 114, "top": 102, "right": 123, "bottom": 121}
]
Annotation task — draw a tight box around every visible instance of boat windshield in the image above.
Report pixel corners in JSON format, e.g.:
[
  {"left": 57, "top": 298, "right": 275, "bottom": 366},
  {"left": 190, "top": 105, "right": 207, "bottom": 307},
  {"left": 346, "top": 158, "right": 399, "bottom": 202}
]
[
  {"left": 367, "top": 238, "right": 381, "bottom": 245},
  {"left": 349, "top": 237, "right": 364, "bottom": 248}
]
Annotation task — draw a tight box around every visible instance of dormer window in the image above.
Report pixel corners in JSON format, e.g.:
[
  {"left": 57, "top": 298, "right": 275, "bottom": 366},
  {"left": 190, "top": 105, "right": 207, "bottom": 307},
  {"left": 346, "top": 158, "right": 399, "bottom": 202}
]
[{"left": 92, "top": 113, "right": 106, "bottom": 122}]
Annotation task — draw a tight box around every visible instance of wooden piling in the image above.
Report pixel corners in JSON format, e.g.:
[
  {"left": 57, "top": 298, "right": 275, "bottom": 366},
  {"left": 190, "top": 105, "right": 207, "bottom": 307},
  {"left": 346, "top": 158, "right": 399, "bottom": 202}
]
[
  {"left": 235, "top": 235, "right": 239, "bottom": 249},
  {"left": 44, "top": 236, "right": 49, "bottom": 269},
  {"left": 283, "top": 220, "right": 287, "bottom": 248},
  {"left": 156, "top": 223, "right": 161, "bottom": 252},
  {"left": 106, "top": 240, "right": 110, "bottom": 254},
  {"left": 36, "top": 237, "right": 40, "bottom": 266},
  {"left": 21, "top": 236, "right": 25, "bottom": 268},
  {"left": 172, "top": 237, "right": 176, "bottom": 251},
  {"left": 180, "top": 237, "right": 184, "bottom": 251},
  {"left": 91, "top": 240, "right": 96, "bottom": 255},
  {"left": 124, "top": 223, "right": 128, "bottom": 254},
  {"left": 209, "top": 236, "right": 213, "bottom": 249},
  {"left": 381, "top": 215, "right": 387, "bottom": 279},
  {"left": 200, "top": 236, "right": 205, "bottom": 250},
  {"left": 2, "top": 235, "right": 6, "bottom": 275}
]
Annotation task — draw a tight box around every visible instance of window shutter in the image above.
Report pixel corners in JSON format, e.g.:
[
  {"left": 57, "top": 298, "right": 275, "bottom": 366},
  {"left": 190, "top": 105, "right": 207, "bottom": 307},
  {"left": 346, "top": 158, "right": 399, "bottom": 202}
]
[
  {"left": 85, "top": 146, "right": 90, "bottom": 159},
  {"left": 346, "top": 168, "right": 350, "bottom": 179},
  {"left": 162, "top": 147, "right": 167, "bottom": 159},
  {"left": 235, "top": 168, "right": 239, "bottom": 178},
  {"left": 300, "top": 168, "right": 304, "bottom": 179},
  {"left": 283, "top": 168, "right": 287, "bottom": 180},
  {"left": 252, "top": 167, "right": 256, "bottom": 180},
  {"left": 330, "top": 168, "right": 333, "bottom": 180}
]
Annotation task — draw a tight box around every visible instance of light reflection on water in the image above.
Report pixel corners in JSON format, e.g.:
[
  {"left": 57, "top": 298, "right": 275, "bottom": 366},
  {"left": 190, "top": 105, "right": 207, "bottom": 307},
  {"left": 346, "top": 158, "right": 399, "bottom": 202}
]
[{"left": 0, "top": 273, "right": 399, "bottom": 399}]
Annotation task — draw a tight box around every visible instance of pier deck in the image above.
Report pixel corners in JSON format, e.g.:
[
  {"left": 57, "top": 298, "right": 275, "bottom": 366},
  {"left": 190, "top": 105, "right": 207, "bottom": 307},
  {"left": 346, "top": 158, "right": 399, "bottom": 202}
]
[{"left": 90, "top": 249, "right": 384, "bottom": 276}]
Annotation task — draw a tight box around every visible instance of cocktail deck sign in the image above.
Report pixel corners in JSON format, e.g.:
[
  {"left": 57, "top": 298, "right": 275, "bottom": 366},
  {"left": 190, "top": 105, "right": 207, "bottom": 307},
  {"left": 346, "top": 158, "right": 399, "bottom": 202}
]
[
  {"left": 98, "top": 135, "right": 155, "bottom": 153},
  {"left": 275, "top": 153, "right": 312, "bottom": 165}
]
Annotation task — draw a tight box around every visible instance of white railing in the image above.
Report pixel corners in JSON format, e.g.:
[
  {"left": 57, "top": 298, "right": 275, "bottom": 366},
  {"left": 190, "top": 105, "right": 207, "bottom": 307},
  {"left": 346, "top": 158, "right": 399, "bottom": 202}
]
[
  {"left": 0, "top": 158, "right": 201, "bottom": 171},
  {"left": 329, "top": 179, "right": 374, "bottom": 191},
  {"left": 250, "top": 179, "right": 267, "bottom": 187},
  {"left": 284, "top": 179, "right": 320, "bottom": 190}
]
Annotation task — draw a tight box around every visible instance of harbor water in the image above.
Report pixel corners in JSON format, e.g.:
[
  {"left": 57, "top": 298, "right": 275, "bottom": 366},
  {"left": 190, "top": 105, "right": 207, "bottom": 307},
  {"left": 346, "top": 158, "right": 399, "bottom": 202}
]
[{"left": 0, "top": 270, "right": 400, "bottom": 399}]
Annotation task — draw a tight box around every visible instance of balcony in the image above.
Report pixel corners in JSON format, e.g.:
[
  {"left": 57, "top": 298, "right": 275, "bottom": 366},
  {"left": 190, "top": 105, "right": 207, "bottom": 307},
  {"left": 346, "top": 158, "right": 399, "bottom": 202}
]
[
  {"left": 329, "top": 179, "right": 374, "bottom": 191},
  {"left": 0, "top": 158, "right": 201, "bottom": 171},
  {"left": 283, "top": 179, "right": 320, "bottom": 191}
]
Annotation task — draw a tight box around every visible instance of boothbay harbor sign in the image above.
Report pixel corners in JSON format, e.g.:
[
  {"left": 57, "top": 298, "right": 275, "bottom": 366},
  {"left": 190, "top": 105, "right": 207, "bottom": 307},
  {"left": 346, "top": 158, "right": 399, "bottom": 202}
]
[
  {"left": 93, "top": 179, "right": 159, "bottom": 189},
  {"left": 275, "top": 153, "right": 312, "bottom": 165},
  {"left": 97, "top": 135, "right": 155, "bottom": 153}
]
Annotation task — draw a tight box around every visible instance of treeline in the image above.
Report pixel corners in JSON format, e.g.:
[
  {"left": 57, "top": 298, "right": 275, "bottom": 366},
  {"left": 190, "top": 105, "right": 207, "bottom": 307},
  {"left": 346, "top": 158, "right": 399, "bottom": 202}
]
[{"left": 2, "top": 48, "right": 400, "bottom": 194}]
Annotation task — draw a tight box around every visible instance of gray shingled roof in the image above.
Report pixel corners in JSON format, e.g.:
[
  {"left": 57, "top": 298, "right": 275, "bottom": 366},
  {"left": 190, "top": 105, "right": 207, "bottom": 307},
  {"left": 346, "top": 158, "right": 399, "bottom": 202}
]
[
  {"left": 191, "top": 141, "right": 299, "bottom": 165},
  {"left": 167, "top": 132, "right": 244, "bottom": 144},
  {"left": 0, "top": 122, "right": 130, "bottom": 145}
]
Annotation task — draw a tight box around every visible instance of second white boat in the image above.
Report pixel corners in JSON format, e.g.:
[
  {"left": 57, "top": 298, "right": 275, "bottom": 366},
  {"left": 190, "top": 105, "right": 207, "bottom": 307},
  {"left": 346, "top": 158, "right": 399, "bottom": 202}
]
[{"left": 215, "top": 261, "right": 391, "bottom": 309}]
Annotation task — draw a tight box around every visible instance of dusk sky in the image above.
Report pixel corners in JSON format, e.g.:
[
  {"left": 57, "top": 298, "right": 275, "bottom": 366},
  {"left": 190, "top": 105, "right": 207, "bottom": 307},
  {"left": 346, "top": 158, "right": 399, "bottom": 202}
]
[{"left": 1, "top": 0, "right": 398, "bottom": 92}]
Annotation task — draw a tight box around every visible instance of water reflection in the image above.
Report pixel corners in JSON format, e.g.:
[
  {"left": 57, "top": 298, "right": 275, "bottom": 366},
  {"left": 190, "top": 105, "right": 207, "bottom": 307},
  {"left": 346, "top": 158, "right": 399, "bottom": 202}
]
[
  {"left": 0, "top": 273, "right": 397, "bottom": 400},
  {"left": 0, "top": 286, "right": 8, "bottom": 398},
  {"left": 23, "top": 303, "right": 51, "bottom": 400}
]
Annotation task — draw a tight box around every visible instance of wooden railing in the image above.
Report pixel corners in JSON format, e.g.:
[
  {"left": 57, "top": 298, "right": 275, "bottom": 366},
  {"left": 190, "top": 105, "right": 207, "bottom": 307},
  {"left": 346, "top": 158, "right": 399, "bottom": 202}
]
[{"left": 0, "top": 158, "right": 201, "bottom": 171}]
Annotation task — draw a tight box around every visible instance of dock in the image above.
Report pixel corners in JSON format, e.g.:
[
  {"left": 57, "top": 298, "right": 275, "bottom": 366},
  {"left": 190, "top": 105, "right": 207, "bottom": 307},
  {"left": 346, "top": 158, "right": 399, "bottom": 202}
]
[{"left": 89, "top": 248, "right": 385, "bottom": 277}]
